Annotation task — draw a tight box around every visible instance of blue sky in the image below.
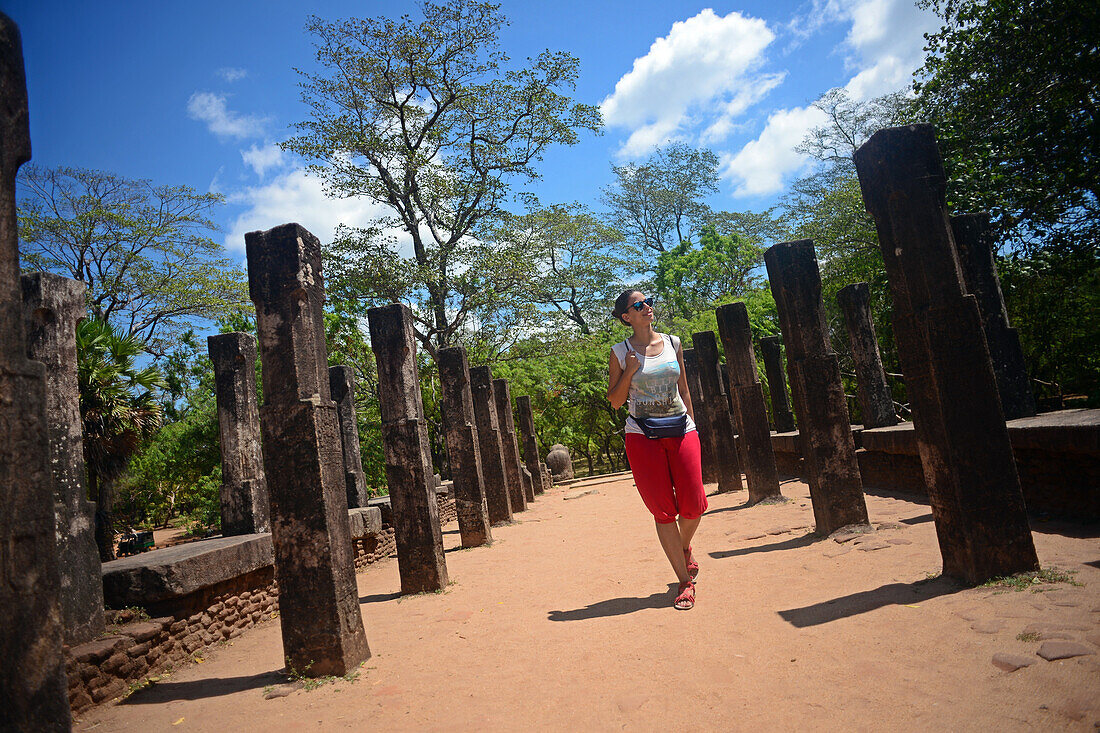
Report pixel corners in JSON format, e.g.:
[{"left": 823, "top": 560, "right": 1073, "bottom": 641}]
[{"left": 5, "top": 0, "right": 940, "bottom": 258}]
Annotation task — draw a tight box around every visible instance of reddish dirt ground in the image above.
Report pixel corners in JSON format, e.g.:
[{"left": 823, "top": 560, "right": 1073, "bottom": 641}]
[{"left": 77, "top": 474, "right": 1100, "bottom": 731}]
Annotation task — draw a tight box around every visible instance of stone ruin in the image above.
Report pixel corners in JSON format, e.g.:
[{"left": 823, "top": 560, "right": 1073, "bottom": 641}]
[
  {"left": 329, "top": 364, "right": 371, "bottom": 508},
  {"left": 0, "top": 14, "right": 73, "bottom": 729},
  {"left": 691, "top": 330, "right": 744, "bottom": 493},
  {"left": 546, "top": 443, "right": 574, "bottom": 482},
  {"left": 3, "top": 11, "right": 1098, "bottom": 722},
  {"left": 246, "top": 222, "right": 370, "bottom": 675},
  {"left": 836, "top": 282, "right": 897, "bottom": 430}
]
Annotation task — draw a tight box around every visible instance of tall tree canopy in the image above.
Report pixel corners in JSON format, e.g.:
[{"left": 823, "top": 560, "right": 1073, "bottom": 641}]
[
  {"left": 914, "top": 0, "right": 1100, "bottom": 255},
  {"left": 602, "top": 142, "right": 719, "bottom": 257},
  {"left": 285, "top": 0, "right": 602, "bottom": 357},
  {"left": 497, "top": 201, "right": 630, "bottom": 335},
  {"left": 17, "top": 166, "right": 247, "bottom": 356}
]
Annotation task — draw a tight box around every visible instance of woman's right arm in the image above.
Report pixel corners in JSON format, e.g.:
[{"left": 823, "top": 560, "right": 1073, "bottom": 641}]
[{"left": 607, "top": 350, "right": 640, "bottom": 409}]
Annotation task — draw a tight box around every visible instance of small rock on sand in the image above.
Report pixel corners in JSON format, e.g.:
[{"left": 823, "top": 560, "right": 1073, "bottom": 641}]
[
  {"left": 856, "top": 539, "right": 890, "bottom": 552},
  {"left": 1037, "top": 640, "right": 1094, "bottom": 661},
  {"left": 563, "top": 489, "right": 598, "bottom": 501},
  {"left": 886, "top": 538, "right": 912, "bottom": 545},
  {"left": 991, "top": 653, "right": 1034, "bottom": 672},
  {"left": 822, "top": 545, "right": 852, "bottom": 558}
]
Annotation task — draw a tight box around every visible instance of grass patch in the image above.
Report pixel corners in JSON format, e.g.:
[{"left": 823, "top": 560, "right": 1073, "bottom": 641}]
[
  {"left": 284, "top": 658, "right": 363, "bottom": 692},
  {"left": 981, "top": 567, "right": 1082, "bottom": 592},
  {"left": 1016, "top": 631, "right": 1041, "bottom": 643}
]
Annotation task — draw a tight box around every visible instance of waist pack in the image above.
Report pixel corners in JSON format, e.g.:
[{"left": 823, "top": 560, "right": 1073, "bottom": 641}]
[{"left": 635, "top": 414, "right": 688, "bottom": 439}]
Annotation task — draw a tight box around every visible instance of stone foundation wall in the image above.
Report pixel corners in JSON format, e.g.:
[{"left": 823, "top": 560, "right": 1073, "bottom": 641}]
[
  {"left": 437, "top": 495, "right": 457, "bottom": 525},
  {"left": 65, "top": 567, "right": 278, "bottom": 716},
  {"left": 353, "top": 527, "right": 396, "bottom": 569}
]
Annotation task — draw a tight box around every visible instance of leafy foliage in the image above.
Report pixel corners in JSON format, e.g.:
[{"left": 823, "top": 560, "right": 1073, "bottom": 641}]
[
  {"left": 654, "top": 223, "right": 765, "bottom": 321},
  {"left": 603, "top": 142, "right": 719, "bottom": 256},
  {"left": 17, "top": 165, "right": 248, "bottom": 356},
  {"left": 77, "top": 317, "right": 165, "bottom": 559},
  {"left": 914, "top": 0, "right": 1100, "bottom": 257},
  {"left": 285, "top": 0, "right": 602, "bottom": 357}
]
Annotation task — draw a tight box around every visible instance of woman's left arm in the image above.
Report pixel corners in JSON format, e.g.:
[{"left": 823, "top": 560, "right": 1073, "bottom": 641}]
[{"left": 675, "top": 339, "right": 695, "bottom": 422}]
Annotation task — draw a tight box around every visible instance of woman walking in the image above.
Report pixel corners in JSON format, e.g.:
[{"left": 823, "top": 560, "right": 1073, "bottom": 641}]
[{"left": 607, "top": 290, "right": 706, "bottom": 610}]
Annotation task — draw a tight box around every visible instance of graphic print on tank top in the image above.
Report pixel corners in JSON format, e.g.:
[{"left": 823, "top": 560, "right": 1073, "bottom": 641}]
[{"left": 626, "top": 336, "right": 687, "bottom": 419}]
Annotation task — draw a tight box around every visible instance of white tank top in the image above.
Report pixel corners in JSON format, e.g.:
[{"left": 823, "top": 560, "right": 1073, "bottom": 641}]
[{"left": 611, "top": 333, "right": 697, "bottom": 436}]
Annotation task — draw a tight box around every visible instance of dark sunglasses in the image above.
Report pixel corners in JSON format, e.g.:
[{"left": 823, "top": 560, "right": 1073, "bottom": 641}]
[{"left": 629, "top": 297, "right": 655, "bottom": 311}]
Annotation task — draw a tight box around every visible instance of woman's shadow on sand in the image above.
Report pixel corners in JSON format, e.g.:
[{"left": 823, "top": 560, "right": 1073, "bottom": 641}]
[{"left": 547, "top": 585, "right": 677, "bottom": 621}]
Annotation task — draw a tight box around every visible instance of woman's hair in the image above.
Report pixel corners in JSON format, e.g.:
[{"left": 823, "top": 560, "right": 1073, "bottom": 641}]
[{"left": 611, "top": 289, "right": 656, "bottom": 326}]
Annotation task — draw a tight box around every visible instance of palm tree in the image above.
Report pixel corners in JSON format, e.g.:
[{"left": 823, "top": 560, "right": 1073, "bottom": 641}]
[{"left": 77, "top": 316, "right": 165, "bottom": 561}]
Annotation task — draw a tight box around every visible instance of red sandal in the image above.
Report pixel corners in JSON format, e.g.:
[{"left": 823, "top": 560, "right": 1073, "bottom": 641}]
[
  {"left": 674, "top": 580, "right": 696, "bottom": 610},
  {"left": 684, "top": 546, "right": 699, "bottom": 580}
]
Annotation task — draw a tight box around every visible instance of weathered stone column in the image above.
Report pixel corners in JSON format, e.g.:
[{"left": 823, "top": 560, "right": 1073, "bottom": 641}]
[
  {"left": 208, "top": 332, "right": 271, "bottom": 535},
  {"left": 854, "top": 124, "right": 1038, "bottom": 582},
  {"left": 836, "top": 283, "right": 897, "bottom": 429},
  {"left": 367, "top": 303, "right": 448, "bottom": 593},
  {"left": 493, "top": 378, "right": 529, "bottom": 510},
  {"left": 692, "top": 331, "right": 743, "bottom": 492},
  {"left": 0, "top": 15, "right": 73, "bottom": 728},
  {"left": 951, "top": 213, "right": 1037, "bottom": 420},
  {"left": 716, "top": 302, "right": 783, "bottom": 503},
  {"left": 470, "top": 366, "right": 513, "bottom": 524},
  {"left": 438, "top": 346, "right": 492, "bottom": 547},
  {"left": 329, "top": 365, "right": 370, "bottom": 508},
  {"left": 683, "top": 348, "right": 719, "bottom": 483},
  {"left": 246, "top": 222, "right": 370, "bottom": 675},
  {"left": 759, "top": 336, "right": 796, "bottom": 433},
  {"left": 22, "top": 272, "right": 105, "bottom": 646},
  {"left": 765, "top": 240, "right": 869, "bottom": 534},
  {"left": 515, "top": 395, "right": 550, "bottom": 495}
]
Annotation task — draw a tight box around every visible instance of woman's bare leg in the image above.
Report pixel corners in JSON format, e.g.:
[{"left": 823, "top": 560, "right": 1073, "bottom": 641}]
[
  {"left": 655, "top": 520, "right": 691, "bottom": 584},
  {"left": 678, "top": 516, "right": 701, "bottom": 557}
]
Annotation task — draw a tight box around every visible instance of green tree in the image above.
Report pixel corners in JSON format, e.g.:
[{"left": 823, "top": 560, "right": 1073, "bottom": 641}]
[
  {"left": 654, "top": 223, "right": 764, "bottom": 320},
  {"left": 497, "top": 202, "right": 631, "bottom": 334},
  {"left": 78, "top": 316, "right": 165, "bottom": 560},
  {"left": 914, "top": 0, "right": 1100, "bottom": 256},
  {"left": 285, "top": 0, "right": 602, "bottom": 357},
  {"left": 603, "top": 142, "right": 720, "bottom": 257},
  {"left": 17, "top": 166, "right": 248, "bottom": 356}
]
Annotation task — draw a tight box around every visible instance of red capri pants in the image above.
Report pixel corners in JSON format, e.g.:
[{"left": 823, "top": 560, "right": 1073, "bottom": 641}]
[{"left": 625, "top": 430, "right": 708, "bottom": 524}]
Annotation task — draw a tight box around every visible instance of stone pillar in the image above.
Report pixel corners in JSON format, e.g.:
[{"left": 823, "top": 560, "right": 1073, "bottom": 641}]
[
  {"left": 246, "top": 222, "right": 370, "bottom": 675},
  {"left": 682, "top": 348, "right": 719, "bottom": 483},
  {"left": 493, "top": 378, "right": 529, "bottom": 511},
  {"left": 716, "top": 302, "right": 783, "bottom": 504},
  {"left": 854, "top": 124, "right": 1038, "bottom": 582},
  {"left": 692, "top": 331, "right": 743, "bottom": 492},
  {"left": 438, "top": 346, "right": 492, "bottom": 547},
  {"left": 328, "top": 365, "right": 370, "bottom": 508},
  {"left": 951, "top": 213, "right": 1037, "bottom": 420},
  {"left": 515, "top": 395, "right": 550, "bottom": 495},
  {"left": 546, "top": 443, "right": 574, "bottom": 482},
  {"left": 208, "top": 332, "right": 271, "bottom": 535},
  {"left": 836, "top": 283, "right": 898, "bottom": 429},
  {"left": 470, "top": 366, "right": 513, "bottom": 524},
  {"left": 367, "top": 303, "right": 448, "bottom": 593},
  {"left": 22, "top": 272, "right": 105, "bottom": 646},
  {"left": 759, "top": 336, "right": 796, "bottom": 433},
  {"left": 0, "top": 14, "right": 73, "bottom": 729},
  {"left": 765, "top": 240, "right": 869, "bottom": 534}
]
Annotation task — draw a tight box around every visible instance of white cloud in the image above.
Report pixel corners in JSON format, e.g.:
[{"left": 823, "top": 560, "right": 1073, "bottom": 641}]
[
  {"left": 840, "top": 0, "right": 940, "bottom": 100},
  {"left": 241, "top": 142, "right": 286, "bottom": 179},
  {"left": 721, "top": 0, "right": 938, "bottom": 198},
  {"left": 223, "top": 167, "right": 389, "bottom": 254},
  {"left": 217, "top": 67, "right": 248, "bottom": 83},
  {"left": 722, "top": 105, "right": 827, "bottom": 197},
  {"left": 187, "top": 92, "right": 266, "bottom": 140},
  {"left": 601, "top": 9, "right": 778, "bottom": 157}
]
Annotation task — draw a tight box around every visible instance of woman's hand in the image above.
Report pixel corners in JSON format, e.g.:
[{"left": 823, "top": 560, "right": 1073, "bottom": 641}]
[{"left": 623, "top": 351, "right": 641, "bottom": 374}]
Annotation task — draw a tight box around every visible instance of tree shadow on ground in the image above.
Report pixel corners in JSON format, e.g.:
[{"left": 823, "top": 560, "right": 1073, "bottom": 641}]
[
  {"left": 900, "top": 513, "right": 934, "bottom": 525},
  {"left": 119, "top": 669, "right": 285, "bottom": 704},
  {"left": 708, "top": 532, "right": 820, "bottom": 559},
  {"left": 359, "top": 591, "right": 401, "bottom": 604},
  {"left": 777, "top": 576, "right": 962, "bottom": 628},
  {"left": 548, "top": 585, "right": 676, "bottom": 621}
]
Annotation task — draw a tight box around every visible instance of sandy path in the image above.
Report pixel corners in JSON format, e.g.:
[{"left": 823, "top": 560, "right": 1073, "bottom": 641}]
[{"left": 77, "top": 476, "right": 1100, "bottom": 731}]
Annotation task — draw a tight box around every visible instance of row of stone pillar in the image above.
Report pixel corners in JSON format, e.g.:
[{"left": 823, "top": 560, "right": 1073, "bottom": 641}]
[{"left": 683, "top": 124, "right": 1038, "bottom": 587}]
